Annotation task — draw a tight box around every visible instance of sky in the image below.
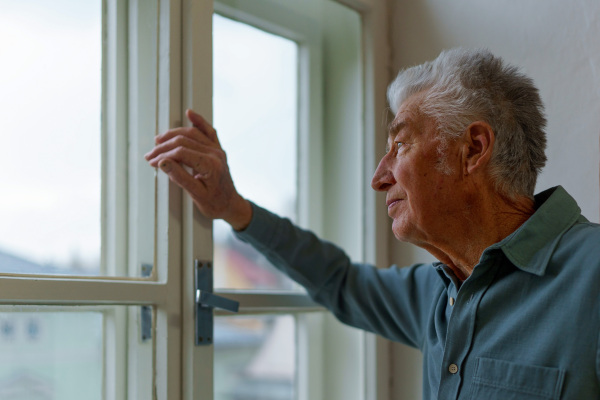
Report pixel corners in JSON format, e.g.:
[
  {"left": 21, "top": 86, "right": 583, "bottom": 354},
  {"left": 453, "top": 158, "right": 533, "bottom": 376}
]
[
  {"left": 0, "top": 0, "right": 102, "bottom": 269},
  {"left": 213, "top": 14, "right": 298, "bottom": 243}
]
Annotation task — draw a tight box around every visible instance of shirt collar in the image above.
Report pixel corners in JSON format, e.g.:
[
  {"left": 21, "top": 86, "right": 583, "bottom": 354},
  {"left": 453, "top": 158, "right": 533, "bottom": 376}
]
[
  {"left": 433, "top": 186, "right": 582, "bottom": 283},
  {"left": 490, "top": 186, "right": 582, "bottom": 276}
]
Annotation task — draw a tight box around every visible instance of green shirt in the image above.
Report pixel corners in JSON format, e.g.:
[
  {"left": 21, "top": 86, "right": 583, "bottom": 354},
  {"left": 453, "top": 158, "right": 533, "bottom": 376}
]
[{"left": 237, "top": 186, "right": 600, "bottom": 399}]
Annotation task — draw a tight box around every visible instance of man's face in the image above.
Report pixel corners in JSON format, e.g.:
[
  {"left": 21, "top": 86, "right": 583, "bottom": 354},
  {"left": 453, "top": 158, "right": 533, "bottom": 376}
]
[{"left": 371, "top": 94, "right": 463, "bottom": 246}]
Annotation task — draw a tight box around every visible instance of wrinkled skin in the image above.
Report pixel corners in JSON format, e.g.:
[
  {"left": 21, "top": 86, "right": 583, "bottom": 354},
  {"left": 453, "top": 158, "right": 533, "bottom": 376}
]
[{"left": 144, "top": 109, "right": 252, "bottom": 230}]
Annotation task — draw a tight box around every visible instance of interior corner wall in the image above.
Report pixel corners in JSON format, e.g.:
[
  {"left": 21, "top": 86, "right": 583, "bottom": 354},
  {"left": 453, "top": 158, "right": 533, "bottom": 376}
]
[{"left": 387, "top": 0, "right": 600, "bottom": 398}]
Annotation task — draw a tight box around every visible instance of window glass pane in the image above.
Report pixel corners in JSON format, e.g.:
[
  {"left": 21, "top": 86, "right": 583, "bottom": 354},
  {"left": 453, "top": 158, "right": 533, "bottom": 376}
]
[
  {"left": 213, "top": 14, "right": 299, "bottom": 291},
  {"left": 0, "top": 305, "right": 153, "bottom": 399},
  {"left": 0, "top": 310, "right": 102, "bottom": 399},
  {"left": 128, "top": 0, "right": 159, "bottom": 279},
  {"left": 0, "top": 1, "right": 101, "bottom": 275},
  {"left": 0, "top": 0, "right": 158, "bottom": 278},
  {"left": 215, "top": 315, "right": 296, "bottom": 400}
]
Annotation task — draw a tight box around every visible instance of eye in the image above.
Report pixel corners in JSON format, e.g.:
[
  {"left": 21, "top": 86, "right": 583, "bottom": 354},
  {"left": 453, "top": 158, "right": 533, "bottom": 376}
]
[{"left": 386, "top": 141, "right": 405, "bottom": 153}]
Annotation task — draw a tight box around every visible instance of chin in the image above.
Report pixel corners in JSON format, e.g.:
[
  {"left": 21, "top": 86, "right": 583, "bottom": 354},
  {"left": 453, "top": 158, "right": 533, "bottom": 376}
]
[
  {"left": 392, "top": 218, "right": 424, "bottom": 245},
  {"left": 391, "top": 221, "right": 411, "bottom": 243}
]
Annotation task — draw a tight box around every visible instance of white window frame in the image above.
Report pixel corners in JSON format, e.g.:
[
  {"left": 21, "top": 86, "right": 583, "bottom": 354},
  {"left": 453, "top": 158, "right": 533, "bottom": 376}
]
[
  {"left": 0, "top": 0, "right": 391, "bottom": 399},
  {"left": 183, "top": 1, "right": 392, "bottom": 400}
]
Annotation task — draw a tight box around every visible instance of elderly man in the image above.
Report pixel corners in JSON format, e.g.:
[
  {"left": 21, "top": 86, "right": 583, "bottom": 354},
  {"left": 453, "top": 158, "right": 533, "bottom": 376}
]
[{"left": 146, "top": 48, "right": 600, "bottom": 399}]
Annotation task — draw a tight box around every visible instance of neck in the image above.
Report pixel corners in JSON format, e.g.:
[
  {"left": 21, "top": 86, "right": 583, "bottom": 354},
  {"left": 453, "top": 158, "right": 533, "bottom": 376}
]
[{"left": 423, "top": 191, "right": 535, "bottom": 281}]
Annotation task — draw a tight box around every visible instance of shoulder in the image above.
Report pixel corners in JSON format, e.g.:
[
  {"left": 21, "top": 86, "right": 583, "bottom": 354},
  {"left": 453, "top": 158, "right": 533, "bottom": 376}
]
[
  {"left": 569, "top": 218, "right": 600, "bottom": 236},
  {"left": 547, "top": 219, "right": 600, "bottom": 297},
  {"left": 556, "top": 219, "right": 600, "bottom": 263}
]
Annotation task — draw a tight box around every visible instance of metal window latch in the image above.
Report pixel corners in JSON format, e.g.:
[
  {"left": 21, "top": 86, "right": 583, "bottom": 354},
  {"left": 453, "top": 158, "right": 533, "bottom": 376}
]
[
  {"left": 195, "top": 260, "right": 239, "bottom": 346},
  {"left": 140, "top": 263, "right": 153, "bottom": 342}
]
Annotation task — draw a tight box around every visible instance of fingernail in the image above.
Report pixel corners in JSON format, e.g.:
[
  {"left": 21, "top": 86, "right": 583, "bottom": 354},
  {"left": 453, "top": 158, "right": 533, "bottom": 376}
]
[{"left": 159, "top": 160, "right": 172, "bottom": 173}]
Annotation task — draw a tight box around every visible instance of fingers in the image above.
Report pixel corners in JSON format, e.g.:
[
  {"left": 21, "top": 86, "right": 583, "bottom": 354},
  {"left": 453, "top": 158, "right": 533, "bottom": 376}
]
[
  {"left": 154, "top": 125, "right": 215, "bottom": 148},
  {"left": 186, "top": 109, "right": 220, "bottom": 144},
  {"left": 145, "top": 134, "right": 212, "bottom": 167},
  {"left": 147, "top": 146, "right": 213, "bottom": 176},
  {"left": 158, "top": 158, "right": 208, "bottom": 198},
  {"left": 154, "top": 110, "right": 219, "bottom": 145},
  {"left": 146, "top": 109, "right": 224, "bottom": 176},
  {"left": 145, "top": 109, "right": 237, "bottom": 221}
]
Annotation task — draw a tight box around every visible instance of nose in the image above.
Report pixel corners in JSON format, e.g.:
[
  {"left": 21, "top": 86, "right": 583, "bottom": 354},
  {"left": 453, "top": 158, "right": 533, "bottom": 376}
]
[{"left": 371, "top": 154, "right": 395, "bottom": 192}]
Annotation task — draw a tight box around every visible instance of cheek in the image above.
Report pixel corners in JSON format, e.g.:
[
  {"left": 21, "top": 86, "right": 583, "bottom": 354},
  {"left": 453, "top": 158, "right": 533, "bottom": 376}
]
[
  {"left": 423, "top": 160, "right": 462, "bottom": 194},
  {"left": 407, "top": 175, "right": 452, "bottom": 217}
]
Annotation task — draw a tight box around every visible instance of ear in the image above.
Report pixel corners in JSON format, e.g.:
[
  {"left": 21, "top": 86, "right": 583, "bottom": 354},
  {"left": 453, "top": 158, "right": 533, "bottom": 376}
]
[{"left": 461, "top": 121, "right": 495, "bottom": 175}]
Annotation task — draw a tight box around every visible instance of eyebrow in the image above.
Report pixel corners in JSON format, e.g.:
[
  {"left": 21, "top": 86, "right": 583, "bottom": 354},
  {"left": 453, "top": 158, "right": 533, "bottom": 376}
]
[{"left": 387, "top": 119, "right": 406, "bottom": 137}]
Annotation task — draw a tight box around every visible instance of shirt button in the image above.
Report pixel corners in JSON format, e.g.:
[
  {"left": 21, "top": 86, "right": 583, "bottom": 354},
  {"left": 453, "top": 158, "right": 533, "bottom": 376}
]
[
  {"left": 448, "top": 364, "right": 459, "bottom": 374},
  {"left": 449, "top": 297, "right": 455, "bottom": 306}
]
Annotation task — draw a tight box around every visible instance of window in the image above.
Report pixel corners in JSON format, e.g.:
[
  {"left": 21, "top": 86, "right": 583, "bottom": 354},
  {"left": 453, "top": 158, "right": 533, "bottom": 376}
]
[
  {"left": 205, "top": 2, "right": 368, "bottom": 399},
  {"left": 1, "top": 0, "right": 162, "bottom": 398},
  {"left": 0, "top": 0, "right": 389, "bottom": 399}
]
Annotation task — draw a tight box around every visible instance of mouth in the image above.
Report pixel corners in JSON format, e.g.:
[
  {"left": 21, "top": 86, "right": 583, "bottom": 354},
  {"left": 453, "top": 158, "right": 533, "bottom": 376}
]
[{"left": 386, "top": 198, "right": 402, "bottom": 209}]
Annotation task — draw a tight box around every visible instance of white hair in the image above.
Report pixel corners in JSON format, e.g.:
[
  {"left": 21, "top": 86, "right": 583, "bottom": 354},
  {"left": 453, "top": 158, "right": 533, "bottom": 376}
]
[{"left": 387, "top": 48, "right": 547, "bottom": 199}]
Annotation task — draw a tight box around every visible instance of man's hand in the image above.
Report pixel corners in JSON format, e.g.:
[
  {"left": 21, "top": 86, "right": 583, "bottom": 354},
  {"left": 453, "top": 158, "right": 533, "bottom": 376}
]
[{"left": 145, "top": 109, "right": 252, "bottom": 231}]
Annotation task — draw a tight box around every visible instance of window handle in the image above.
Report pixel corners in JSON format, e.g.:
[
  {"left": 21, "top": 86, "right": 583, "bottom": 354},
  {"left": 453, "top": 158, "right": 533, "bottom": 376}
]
[
  {"left": 195, "top": 260, "right": 239, "bottom": 346},
  {"left": 196, "top": 290, "right": 239, "bottom": 313}
]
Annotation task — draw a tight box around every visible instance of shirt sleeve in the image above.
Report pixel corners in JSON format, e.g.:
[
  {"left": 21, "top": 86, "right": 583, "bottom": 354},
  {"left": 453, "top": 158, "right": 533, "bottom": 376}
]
[
  {"left": 235, "top": 202, "right": 442, "bottom": 348},
  {"left": 597, "top": 299, "right": 600, "bottom": 386}
]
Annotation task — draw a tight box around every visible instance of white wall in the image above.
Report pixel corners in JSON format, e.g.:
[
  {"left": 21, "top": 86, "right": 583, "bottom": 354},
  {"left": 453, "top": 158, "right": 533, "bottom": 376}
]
[{"left": 387, "top": 0, "right": 600, "bottom": 398}]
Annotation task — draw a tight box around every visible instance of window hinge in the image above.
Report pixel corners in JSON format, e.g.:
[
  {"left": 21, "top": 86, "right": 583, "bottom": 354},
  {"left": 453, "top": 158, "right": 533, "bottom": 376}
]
[{"left": 195, "top": 259, "right": 239, "bottom": 346}]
